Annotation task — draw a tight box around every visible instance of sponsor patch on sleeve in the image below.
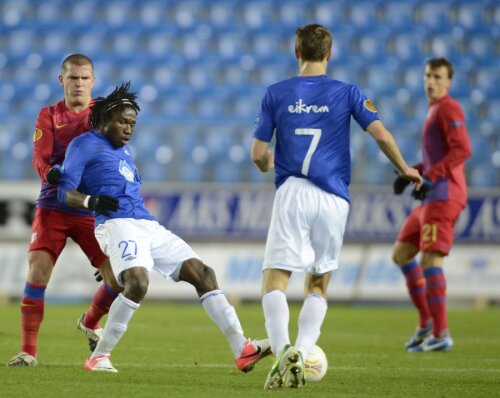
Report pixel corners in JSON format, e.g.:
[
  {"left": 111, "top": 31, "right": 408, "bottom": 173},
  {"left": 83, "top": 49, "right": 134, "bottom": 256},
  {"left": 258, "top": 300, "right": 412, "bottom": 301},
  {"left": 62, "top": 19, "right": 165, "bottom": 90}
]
[
  {"left": 33, "top": 128, "right": 43, "bottom": 141},
  {"left": 364, "top": 99, "right": 377, "bottom": 112},
  {"left": 450, "top": 120, "right": 464, "bottom": 127}
]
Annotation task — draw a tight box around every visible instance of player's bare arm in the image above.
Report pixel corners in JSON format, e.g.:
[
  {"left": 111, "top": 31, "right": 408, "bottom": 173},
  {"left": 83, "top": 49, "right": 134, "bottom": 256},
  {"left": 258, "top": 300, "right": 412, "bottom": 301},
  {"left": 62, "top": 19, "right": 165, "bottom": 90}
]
[
  {"left": 251, "top": 138, "right": 274, "bottom": 172},
  {"left": 366, "top": 120, "right": 423, "bottom": 190},
  {"left": 64, "top": 189, "right": 88, "bottom": 208}
]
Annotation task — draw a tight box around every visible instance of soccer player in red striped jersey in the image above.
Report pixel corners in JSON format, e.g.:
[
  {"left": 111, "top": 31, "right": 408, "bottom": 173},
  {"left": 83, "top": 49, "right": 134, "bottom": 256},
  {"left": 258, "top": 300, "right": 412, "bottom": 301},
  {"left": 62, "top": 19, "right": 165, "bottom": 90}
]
[
  {"left": 7, "top": 54, "right": 122, "bottom": 367},
  {"left": 392, "top": 57, "right": 472, "bottom": 352}
]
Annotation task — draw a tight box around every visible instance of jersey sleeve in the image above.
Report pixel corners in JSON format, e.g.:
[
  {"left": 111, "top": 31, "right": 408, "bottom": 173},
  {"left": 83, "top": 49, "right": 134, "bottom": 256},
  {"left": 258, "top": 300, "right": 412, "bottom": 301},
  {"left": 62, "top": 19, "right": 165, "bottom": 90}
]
[
  {"left": 350, "top": 85, "right": 380, "bottom": 130},
  {"left": 426, "top": 101, "right": 472, "bottom": 181},
  {"left": 57, "top": 137, "right": 91, "bottom": 203},
  {"left": 32, "top": 107, "right": 54, "bottom": 182},
  {"left": 252, "top": 88, "right": 275, "bottom": 143}
]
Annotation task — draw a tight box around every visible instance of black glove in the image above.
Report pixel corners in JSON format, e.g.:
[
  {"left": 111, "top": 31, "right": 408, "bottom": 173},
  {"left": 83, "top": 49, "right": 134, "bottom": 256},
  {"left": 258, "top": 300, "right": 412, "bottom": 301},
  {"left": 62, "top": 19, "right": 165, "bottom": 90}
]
[
  {"left": 94, "top": 270, "right": 103, "bottom": 282},
  {"left": 411, "top": 177, "right": 433, "bottom": 200},
  {"left": 87, "top": 195, "right": 119, "bottom": 216},
  {"left": 46, "top": 165, "right": 62, "bottom": 184},
  {"left": 393, "top": 175, "right": 411, "bottom": 195}
]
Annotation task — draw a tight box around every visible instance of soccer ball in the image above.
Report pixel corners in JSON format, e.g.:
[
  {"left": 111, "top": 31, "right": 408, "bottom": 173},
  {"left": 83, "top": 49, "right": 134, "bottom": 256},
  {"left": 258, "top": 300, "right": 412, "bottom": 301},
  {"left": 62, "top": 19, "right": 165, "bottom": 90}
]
[{"left": 305, "top": 345, "right": 328, "bottom": 382}]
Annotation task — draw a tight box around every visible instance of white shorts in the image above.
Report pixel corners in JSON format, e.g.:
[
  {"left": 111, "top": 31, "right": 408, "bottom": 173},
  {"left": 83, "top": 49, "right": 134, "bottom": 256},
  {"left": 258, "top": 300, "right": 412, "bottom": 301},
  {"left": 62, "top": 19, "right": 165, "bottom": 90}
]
[
  {"left": 263, "top": 177, "right": 350, "bottom": 275},
  {"left": 95, "top": 218, "right": 200, "bottom": 287}
]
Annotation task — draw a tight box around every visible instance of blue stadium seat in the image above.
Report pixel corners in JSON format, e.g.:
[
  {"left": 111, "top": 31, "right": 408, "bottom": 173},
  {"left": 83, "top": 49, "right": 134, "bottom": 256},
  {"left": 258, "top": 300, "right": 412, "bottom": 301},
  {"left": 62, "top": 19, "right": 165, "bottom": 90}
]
[
  {"left": 474, "top": 68, "right": 500, "bottom": 97},
  {"left": 69, "top": 0, "right": 100, "bottom": 27},
  {"left": 251, "top": 32, "right": 283, "bottom": 62},
  {"left": 203, "top": 125, "right": 234, "bottom": 162},
  {"left": 358, "top": 159, "right": 392, "bottom": 185},
  {"left": 348, "top": 2, "right": 381, "bottom": 28},
  {"left": 220, "top": 63, "right": 251, "bottom": 87},
  {"left": 137, "top": 1, "right": 168, "bottom": 29},
  {"left": 276, "top": 0, "right": 310, "bottom": 29},
  {"left": 467, "top": 36, "right": 496, "bottom": 63},
  {"left": 177, "top": 161, "right": 207, "bottom": 182},
  {"left": 363, "top": 64, "right": 399, "bottom": 96},
  {"left": 312, "top": 1, "right": 348, "bottom": 27},
  {"left": 381, "top": 1, "right": 418, "bottom": 32},
  {"left": 212, "top": 161, "right": 242, "bottom": 183},
  {"left": 469, "top": 164, "right": 498, "bottom": 187},
  {"left": 241, "top": 1, "right": 274, "bottom": 31},
  {"left": 33, "top": 0, "right": 67, "bottom": 27},
  {"left": 256, "top": 62, "right": 290, "bottom": 87},
  {"left": 391, "top": 33, "right": 426, "bottom": 64},
  {"left": 172, "top": 1, "right": 205, "bottom": 30},
  {"left": 376, "top": 96, "right": 407, "bottom": 127},
  {"left": 356, "top": 34, "right": 390, "bottom": 63},
  {"left": 455, "top": 2, "right": 488, "bottom": 31},
  {"left": 6, "top": 30, "right": 36, "bottom": 59},
  {"left": 415, "top": 2, "right": 452, "bottom": 33},
  {"left": 102, "top": 0, "right": 135, "bottom": 28},
  {"left": 137, "top": 158, "right": 171, "bottom": 182},
  {"left": 0, "top": 0, "right": 498, "bottom": 187},
  {"left": 230, "top": 94, "right": 262, "bottom": 121},
  {"left": 207, "top": 2, "right": 238, "bottom": 30},
  {"left": 216, "top": 31, "right": 246, "bottom": 62}
]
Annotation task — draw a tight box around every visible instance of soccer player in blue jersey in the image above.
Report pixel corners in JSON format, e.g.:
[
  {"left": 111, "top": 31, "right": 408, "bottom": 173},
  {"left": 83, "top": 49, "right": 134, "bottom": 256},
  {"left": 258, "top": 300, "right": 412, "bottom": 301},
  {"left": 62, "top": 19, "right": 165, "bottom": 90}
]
[
  {"left": 56, "top": 83, "right": 271, "bottom": 373},
  {"left": 251, "top": 24, "right": 423, "bottom": 390}
]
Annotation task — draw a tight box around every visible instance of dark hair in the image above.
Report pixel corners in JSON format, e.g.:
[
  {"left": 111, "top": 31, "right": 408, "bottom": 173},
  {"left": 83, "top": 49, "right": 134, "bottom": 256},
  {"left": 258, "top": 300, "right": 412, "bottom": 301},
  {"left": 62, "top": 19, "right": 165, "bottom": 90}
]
[
  {"left": 295, "top": 24, "right": 332, "bottom": 62},
  {"left": 61, "top": 53, "right": 94, "bottom": 75},
  {"left": 89, "top": 82, "right": 140, "bottom": 129},
  {"left": 426, "top": 57, "right": 454, "bottom": 79}
]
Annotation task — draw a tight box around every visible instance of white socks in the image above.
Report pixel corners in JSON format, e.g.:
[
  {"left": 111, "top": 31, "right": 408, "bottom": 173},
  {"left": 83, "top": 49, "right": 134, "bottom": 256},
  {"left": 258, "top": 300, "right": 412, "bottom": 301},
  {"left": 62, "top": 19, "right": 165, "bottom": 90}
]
[
  {"left": 200, "top": 290, "right": 245, "bottom": 357},
  {"left": 262, "top": 290, "right": 289, "bottom": 355},
  {"left": 92, "top": 293, "right": 140, "bottom": 358},
  {"left": 296, "top": 294, "right": 328, "bottom": 359}
]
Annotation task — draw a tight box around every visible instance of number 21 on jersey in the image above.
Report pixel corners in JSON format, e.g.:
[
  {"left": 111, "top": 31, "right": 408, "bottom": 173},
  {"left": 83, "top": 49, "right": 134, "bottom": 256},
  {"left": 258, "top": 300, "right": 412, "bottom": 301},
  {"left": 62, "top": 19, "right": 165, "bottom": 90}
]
[{"left": 295, "top": 128, "right": 322, "bottom": 176}]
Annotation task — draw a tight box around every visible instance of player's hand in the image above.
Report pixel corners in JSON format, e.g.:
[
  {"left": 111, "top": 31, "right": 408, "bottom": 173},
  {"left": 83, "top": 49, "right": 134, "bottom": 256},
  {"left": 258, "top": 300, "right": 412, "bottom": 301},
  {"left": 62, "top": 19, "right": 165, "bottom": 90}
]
[
  {"left": 393, "top": 175, "right": 411, "bottom": 195},
  {"left": 411, "top": 177, "right": 433, "bottom": 200},
  {"left": 46, "top": 165, "right": 62, "bottom": 184},
  {"left": 398, "top": 167, "right": 423, "bottom": 192},
  {"left": 94, "top": 270, "right": 103, "bottom": 282},
  {"left": 87, "top": 195, "right": 119, "bottom": 216}
]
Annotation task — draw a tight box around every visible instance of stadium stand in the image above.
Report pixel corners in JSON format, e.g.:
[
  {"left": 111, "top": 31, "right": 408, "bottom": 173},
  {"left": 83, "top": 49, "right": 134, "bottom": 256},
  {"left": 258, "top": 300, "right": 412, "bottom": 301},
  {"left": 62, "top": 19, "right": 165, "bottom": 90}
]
[{"left": 0, "top": 0, "right": 498, "bottom": 185}]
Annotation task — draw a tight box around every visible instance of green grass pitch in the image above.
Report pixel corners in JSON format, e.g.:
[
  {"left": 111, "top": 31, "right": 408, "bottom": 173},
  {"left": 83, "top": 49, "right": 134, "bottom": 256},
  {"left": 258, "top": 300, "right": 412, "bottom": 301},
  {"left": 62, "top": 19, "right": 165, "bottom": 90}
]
[{"left": 1, "top": 302, "right": 499, "bottom": 398}]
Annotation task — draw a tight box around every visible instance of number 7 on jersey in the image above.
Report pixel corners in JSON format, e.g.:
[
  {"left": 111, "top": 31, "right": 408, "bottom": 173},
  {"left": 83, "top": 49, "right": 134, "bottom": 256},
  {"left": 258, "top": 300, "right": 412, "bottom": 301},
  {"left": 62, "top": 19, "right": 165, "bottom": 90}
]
[{"left": 295, "top": 128, "right": 322, "bottom": 176}]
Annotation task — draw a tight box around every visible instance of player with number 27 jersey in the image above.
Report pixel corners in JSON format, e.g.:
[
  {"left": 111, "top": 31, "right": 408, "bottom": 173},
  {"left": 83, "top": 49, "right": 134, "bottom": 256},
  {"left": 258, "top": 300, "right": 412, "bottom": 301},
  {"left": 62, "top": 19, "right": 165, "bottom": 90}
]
[{"left": 253, "top": 75, "right": 380, "bottom": 202}]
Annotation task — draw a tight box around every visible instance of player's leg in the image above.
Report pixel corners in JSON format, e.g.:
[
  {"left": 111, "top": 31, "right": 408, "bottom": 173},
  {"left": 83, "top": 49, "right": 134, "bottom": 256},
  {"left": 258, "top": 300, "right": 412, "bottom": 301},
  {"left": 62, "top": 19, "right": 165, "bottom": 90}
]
[
  {"left": 263, "top": 177, "right": 330, "bottom": 390},
  {"left": 7, "top": 250, "right": 54, "bottom": 367},
  {"left": 85, "top": 219, "right": 151, "bottom": 372},
  {"left": 393, "top": 208, "right": 432, "bottom": 348},
  {"left": 408, "top": 201, "right": 462, "bottom": 352},
  {"left": 71, "top": 215, "right": 122, "bottom": 350},
  {"left": 285, "top": 189, "right": 348, "bottom": 388},
  {"left": 178, "top": 257, "right": 271, "bottom": 372},
  {"left": 77, "top": 259, "right": 122, "bottom": 351},
  {"left": 7, "top": 209, "right": 67, "bottom": 367},
  {"left": 261, "top": 268, "right": 292, "bottom": 357},
  {"left": 295, "top": 272, "right": 330, "bottom": 362},
  {"left": 85, "top": 266, "right": 146, "bottom": 372}
]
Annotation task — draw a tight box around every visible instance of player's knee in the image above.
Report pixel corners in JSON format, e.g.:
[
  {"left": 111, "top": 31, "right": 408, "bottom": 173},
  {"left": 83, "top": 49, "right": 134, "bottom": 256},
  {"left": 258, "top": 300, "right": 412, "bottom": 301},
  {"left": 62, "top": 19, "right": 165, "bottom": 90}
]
[
  {"left": 27, "top": 251, "right": 55, "bottom": 283},
  {"left": 181, "top": 259, "right": 218, "bottom": 294},
  {"left": 392, "top": 250, "right": 408, "bottom": 266},
  {"left": 122, "top": 267, "right": 149, "bottom": 302}
]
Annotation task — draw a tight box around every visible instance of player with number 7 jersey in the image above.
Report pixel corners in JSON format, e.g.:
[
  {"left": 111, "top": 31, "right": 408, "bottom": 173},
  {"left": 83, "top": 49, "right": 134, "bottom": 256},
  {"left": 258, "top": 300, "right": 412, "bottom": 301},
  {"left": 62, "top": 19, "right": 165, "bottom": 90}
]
[{"left": 251, "top": 24, "right": 422, "bottom": 391}]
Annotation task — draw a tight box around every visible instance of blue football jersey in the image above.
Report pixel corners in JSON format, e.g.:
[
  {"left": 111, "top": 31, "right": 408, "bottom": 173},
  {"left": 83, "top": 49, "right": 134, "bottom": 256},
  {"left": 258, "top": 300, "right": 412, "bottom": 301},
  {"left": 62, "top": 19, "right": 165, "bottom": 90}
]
[
  {"left": 57, "top": 130, "right": 155, "bottom": 225},
  {"left": 253, "top": 75, "right": 380, "bottom": 202}
]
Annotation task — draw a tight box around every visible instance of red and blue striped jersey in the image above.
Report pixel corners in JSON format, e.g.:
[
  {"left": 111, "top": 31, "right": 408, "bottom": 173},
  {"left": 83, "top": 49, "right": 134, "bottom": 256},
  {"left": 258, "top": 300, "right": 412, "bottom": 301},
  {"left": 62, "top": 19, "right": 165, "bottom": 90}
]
[
  {"left": 420, "top": 94, "right": 471, "bottom": 206},
  {"left": 32, "top": 99, "right": 93, "bottom": 215}
]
